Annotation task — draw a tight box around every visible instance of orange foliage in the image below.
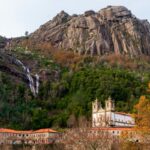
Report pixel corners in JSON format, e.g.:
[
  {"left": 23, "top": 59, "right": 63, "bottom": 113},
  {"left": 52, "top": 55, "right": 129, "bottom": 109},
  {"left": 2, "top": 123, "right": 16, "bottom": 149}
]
[
  {"left": 51, "top": 50, "right": 83, "bottom": 68},
  {"left": 134, "top": 96, "right": 150, "bottom": 133},
  {"left": 20, "top": 39, "right": 53, "bottom": 55},
  {"left": 99, "top": 54, "right": 138, "bottom": 69},
  {"left": 12, "top": 38, "right": 150, "bottom": 70},
  {"left": 13, "top": 38, "right": 83, "bottom": 68}
]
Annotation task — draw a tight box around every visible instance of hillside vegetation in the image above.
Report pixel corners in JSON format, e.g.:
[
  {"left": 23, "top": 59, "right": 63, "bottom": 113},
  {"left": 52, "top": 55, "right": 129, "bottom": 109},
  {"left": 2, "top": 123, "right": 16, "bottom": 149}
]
[
  {"left": 0, "top": 44, "right": 150, "bottom": 130},
  {"left": 1, "top": 4, "right": 150, "bottom": 129}
]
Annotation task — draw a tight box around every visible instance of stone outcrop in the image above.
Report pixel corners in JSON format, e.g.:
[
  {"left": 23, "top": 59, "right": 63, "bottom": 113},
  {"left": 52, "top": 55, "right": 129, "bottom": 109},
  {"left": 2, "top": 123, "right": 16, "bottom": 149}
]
[{"left": 30, "top": 6, "right": 150, "bottom": 57}]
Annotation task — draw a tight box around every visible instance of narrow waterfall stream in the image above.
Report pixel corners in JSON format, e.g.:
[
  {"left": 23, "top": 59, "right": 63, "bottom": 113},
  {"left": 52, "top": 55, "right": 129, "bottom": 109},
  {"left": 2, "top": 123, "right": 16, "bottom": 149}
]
[
  {"left": 15, "top": 59, "right": 39, "bottom": 97},
  {"left": 0, "top": 51, "right": 40, "bottom": 97},
  {"left": 35, "top": 74, "right": 39, "bottom": 95}
]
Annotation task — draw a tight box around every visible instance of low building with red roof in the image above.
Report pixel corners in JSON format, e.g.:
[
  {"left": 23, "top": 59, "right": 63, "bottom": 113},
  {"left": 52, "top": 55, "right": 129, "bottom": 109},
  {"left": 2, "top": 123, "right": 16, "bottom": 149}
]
[{"left": 0, "top": 128, "right": 60, "bottom": 145}]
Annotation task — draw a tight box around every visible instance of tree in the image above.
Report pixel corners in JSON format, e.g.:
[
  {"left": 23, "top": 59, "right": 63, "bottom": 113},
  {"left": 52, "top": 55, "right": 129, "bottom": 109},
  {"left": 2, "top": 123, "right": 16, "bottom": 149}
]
[
  {"left": 134, "top": 95, "right": 150, "bottom": 144},
  {"left": 67, "top": 114, "right": 77, "bottom": 128},
  {"left": 134, "top": 82, "right": 150, "bottom": 131},
  {"left": 134, "top": 96, "right": 150, "bottom": 131},
  {"left": 61, "top": 128, "right": 117, "bottom": 150}
]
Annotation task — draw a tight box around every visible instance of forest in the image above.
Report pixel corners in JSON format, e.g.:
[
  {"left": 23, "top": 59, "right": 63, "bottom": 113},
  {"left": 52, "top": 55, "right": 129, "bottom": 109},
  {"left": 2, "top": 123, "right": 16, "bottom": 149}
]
[{"left": 0, "top": 59, "right": 149, "bottom": 129}]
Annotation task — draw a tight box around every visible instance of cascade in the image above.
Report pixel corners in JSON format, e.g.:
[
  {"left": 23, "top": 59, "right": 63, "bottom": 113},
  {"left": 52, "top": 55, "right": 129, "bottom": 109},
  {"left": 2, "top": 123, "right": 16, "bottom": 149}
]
[
  {"left": 14, "top": 58, "right": 39, "bottom": 97},
  {"left": 35, "top": 74, "right": 39, "bottom": 95},
  {"left": 0, "top": 51, "right": 39, "bottom": 96}
]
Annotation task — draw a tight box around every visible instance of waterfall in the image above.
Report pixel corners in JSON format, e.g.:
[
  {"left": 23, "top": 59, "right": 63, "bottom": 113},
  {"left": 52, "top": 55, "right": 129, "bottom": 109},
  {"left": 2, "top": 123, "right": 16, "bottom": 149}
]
[
  {"left": 15, "top": 59, "right": 26, "bottom": 71},
  {"left": 26, "top": 68, "right": 36, "bottom": 96},
  {"left": 0, "top": 51, "right": 39, "bottom": 97},
  {"left": 15, "top": 59, "right": 39, "bottom": 97},
  {"left": 35, "top": 74, "right": 39, "bottom": 95}
]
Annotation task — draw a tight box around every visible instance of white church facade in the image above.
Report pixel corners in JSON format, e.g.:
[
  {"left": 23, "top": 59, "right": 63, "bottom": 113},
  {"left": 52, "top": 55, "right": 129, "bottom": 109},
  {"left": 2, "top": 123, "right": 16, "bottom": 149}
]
[{"left": 92, "top": 97, "right": 135, "bottom": 128}]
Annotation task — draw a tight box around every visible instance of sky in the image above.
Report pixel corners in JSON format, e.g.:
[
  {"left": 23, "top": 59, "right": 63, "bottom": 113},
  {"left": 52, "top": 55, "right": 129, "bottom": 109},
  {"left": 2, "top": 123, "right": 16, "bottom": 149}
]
[{"left": 0, "top": 0, "right": 150, "bottom": 38}]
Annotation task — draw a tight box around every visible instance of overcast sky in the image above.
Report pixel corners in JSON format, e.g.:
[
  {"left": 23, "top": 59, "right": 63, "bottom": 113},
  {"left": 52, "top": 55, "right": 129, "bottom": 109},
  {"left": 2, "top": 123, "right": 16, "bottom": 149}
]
[{"left": 0, "top": 0, "right": 150, "bottom": 37}]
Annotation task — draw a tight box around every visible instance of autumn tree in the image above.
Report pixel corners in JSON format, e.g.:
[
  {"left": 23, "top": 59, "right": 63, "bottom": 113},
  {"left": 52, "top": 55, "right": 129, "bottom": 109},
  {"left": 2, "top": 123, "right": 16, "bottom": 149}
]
[
  {"left": 132, "top": 82, "right": 150, "bottom": 133},
  {"left": 120, "top": 84, "right": 150, "bottom": 148},
  {"left": 134, "top": 96, "right": 150, "bottom": 131},
  {"left": 134, "top": 95, "right": 150, "bottom": 144},
  {"left": 67, "top": 114, "right": 77, "bottom": 128}
]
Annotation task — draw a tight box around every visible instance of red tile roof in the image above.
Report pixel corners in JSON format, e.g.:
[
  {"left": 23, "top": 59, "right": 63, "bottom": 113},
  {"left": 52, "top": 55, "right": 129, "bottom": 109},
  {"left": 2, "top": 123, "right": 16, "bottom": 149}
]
[
  {"left": 115, "top": 112, "right": 132, "bottom": 116},
  {"left": 0, "top": 128, "right": 16, "bottom": 133},
  {"left": 0, "top": 128, "right": 57, "bottom": 134},
  {"left": 16, "top": 130, "right": 33, "bottom": 134},
  {"left": 34, "top": 128, "right": 57, "bottom": 133}
]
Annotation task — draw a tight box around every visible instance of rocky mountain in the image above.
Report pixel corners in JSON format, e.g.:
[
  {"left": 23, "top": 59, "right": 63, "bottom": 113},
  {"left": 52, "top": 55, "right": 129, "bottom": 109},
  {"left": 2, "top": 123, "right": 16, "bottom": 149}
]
[
  {"left": 30, "top": 6, "right": 150, "bottom": 57},
  {"left": 0, "top": 6, "right": 150, "bottom": 130}
]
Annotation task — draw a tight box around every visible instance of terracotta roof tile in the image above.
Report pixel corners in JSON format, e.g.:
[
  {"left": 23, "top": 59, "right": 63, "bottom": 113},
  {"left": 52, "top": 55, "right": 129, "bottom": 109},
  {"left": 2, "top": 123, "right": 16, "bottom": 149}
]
[
  {"left": 0, "top": 128, "right": 57, "bottom": 134},
  {"left": 115, "top": 112, "right": 132, "bottom": 116},
  {"left": 0, "top": 128, "right": 16, "bottom": 133},
  {"left": 34, "top": 128, "right": 57, "bottom": 133}
]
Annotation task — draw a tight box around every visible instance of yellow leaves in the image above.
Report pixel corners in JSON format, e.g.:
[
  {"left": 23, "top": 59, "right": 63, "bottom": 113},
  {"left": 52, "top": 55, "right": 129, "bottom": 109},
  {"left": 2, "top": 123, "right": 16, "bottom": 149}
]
[
  {"left": 120, "top": 131, "right": 129, "bottom": 140},
  {"left": 134, "top": 95, "right": 150, "bottom": 133},
  {"left": 140, "top": 95, "right": 146, "bottom": 101},
  {"left": 135, "top": 96, "right": 149, "bottom": 111}
]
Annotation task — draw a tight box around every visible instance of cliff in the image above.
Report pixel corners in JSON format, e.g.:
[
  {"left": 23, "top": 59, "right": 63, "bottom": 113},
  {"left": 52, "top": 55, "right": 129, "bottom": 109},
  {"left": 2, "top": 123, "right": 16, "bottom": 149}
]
[{"left": 30, "top": 6, "right": 150, "bottom": 57}]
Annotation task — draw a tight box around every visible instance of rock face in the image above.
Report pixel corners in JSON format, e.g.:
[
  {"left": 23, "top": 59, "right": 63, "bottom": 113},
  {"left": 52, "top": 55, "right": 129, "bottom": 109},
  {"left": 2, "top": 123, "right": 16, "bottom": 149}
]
[{"left": 30, "top": 6, "right": 150, "bottom": 57}]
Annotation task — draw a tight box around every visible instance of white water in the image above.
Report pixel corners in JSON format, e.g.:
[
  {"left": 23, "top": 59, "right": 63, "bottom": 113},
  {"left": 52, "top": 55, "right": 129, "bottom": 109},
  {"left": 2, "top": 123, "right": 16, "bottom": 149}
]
[
  {"left": 15, "top": 59, "right": 39, "bottom": 97},
  {"left": 35, "top": 74, "right": 39, "bottom": 95},
  {"left": 0, "top": 51, "right": 40, "bottom": 97}
]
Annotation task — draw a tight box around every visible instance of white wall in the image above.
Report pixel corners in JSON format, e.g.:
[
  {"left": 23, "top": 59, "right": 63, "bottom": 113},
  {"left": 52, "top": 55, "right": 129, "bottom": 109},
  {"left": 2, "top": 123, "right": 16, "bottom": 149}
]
[
  {"left": 111, "top": 112, "right": 135, "bottom": 127},
  {"left": 92, "top": 111, "right": 135, "bottom": 127}
]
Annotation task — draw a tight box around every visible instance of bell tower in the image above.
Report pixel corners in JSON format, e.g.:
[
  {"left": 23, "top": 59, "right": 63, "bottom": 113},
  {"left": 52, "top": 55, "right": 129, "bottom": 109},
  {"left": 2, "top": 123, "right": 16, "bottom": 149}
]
[
  {"left": 105, "top": 97, "right": 115, "bottom": 112},
  {"left": 92, "top": 98, "right": 102, "bottom": 113}
]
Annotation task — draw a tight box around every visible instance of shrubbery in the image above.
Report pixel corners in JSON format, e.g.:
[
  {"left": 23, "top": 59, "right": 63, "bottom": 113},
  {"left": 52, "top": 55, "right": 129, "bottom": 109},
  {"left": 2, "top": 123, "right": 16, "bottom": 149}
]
[{"left": 0, "top": 64, "right": 149, "bottom": 129}]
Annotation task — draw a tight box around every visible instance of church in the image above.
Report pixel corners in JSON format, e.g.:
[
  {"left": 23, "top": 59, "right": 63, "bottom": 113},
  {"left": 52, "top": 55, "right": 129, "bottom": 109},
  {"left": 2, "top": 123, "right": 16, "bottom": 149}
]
[{"left": 92, "top": 97, "right": 135, "bottom": 128}]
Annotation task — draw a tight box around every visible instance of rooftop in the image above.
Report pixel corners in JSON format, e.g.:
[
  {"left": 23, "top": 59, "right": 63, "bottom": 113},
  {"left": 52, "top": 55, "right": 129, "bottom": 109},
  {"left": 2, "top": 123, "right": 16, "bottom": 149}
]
[
  {"left": 115, "top": 112, "right": 132, "bottom": 116},
  {"left": 91, "top": 127, "right": 135, "bottom": 131},
  {"left": 0, "top": 128, "right": 57, "bottom": 134}
]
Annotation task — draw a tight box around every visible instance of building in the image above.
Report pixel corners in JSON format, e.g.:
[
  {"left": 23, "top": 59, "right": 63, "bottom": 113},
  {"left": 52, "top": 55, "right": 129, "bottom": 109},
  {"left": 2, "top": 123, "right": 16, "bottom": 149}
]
[
  {"left": 92, "top": 97, "right": 135, "bottom": 128},
  {"left": 32, "top": 129, "right": 60, "bottom": 144},
  {"left": 0, "top": 128, "right": 60, "bottom": 145},
  {"left": 90, "top": 127, "right": 135, "bottom": 137}
]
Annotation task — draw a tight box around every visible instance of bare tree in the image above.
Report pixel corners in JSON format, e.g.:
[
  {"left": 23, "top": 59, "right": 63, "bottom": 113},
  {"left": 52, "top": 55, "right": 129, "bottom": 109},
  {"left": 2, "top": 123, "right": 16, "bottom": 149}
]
[
  {"left": 67, "top": 114, "right": 77, "bottom": 128},
  {"left": 61, "top": 127, "right": 117, "bottom": 150}
]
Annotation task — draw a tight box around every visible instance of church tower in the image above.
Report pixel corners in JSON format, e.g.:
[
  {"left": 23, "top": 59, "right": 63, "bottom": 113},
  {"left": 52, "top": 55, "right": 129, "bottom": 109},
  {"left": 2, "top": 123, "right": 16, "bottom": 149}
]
[
  {"left": 92, "top": 98, "right": 102, "bottom": 113},
  {"left": 105, "top": 97, "right": 115, "bottom": 112}
]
